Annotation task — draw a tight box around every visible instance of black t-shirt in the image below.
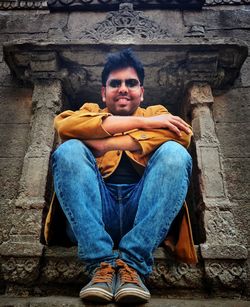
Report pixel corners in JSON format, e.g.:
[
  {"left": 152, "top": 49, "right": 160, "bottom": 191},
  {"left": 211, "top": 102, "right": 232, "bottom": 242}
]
[{"left": 104, "top": 152, "right": 141, "bottom": 184}]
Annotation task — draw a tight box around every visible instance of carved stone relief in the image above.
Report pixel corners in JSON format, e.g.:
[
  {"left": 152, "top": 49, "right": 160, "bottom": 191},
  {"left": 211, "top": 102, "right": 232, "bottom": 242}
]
[
  {"left": 149, "top": 261, "right": 203, "bottom": 289},
  {"left": 80, "top": 4, "right": 169, "bottom": 42},
  {"left": 1, "top": 257, "right": 40, "bottom": 283},
  {"left": 48, "top": 0, "right": 205, "bottom": 11},
  {"left": 205, "top": 260, "right": 247, "bottom": 290},
  {"left": 0, "top": 0, "right": 47, "bottom": 9},
  {"left": 0, "top": 0, "right": 248, "bottom": 10}
]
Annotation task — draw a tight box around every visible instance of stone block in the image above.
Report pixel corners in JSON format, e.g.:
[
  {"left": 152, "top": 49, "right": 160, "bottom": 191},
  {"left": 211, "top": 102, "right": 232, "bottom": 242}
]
[
  {"left": 1, "top": 256, "right": 41, "bottom": 283},
  {"left": 17, "top": 156, "right": 50, "bottom": 200},
  {"left": 201, "top": 244, "right": 248, "bottom": 260},
  {"left": 30, "top": 53, "right": 58, "bottom": 72},
  {"left": 66, "top": 11, "right": 105, "bottom": 39},
  {"left": 213, "top": 88, "right": 250, "bottom": 123},
  {"left": 0, "top": 297, "right": 250, "bottom": 307},
  {"left": 204, "top": 210, "right": 237, "bottom": 244},
  {"left": 0, "top": 87, "right": 32, "bottom": 124},
  {"left": 0, "top": 201, "right": 14, "bottom": 245},
  {"left": 183, "top": 9, "right": 250, "bottom": 32},
  {"left": 0, "top": 124, "right": 30, "bottom": 158},
  {"left": 0, "top": 11, "right": 68, "bottom": 34},
  {"left": 149, "top": 260, "right": 203, "bottom": 289},
  {"left": 143, "top": 10, "right": 184, "bottom": 38},
  {"left": 8, "top": 208, "right": 43, "bottom": 240},
  {"left": 204, "top": 259, "right": 247, "bottom": 291},
  {"left": 61, "top": 49, "right": 105, "bottom": 66},
  {"left": 223, "top": 158, "right": 250, "bottom": 200},
  {"left": 231, "top": 200, "right": 249, "bottom": 247},
  {"left": 240, "top": 56, "right": 250, "bottom": 87},
  {"left": 215, "top": 123, "right": 250, "bottom": 158},
  {"left": 198, "top": 146, "right": 225, "bottom": 198},
  {"left": 0, "top": 157, "right": 23, "bottom": 199}
]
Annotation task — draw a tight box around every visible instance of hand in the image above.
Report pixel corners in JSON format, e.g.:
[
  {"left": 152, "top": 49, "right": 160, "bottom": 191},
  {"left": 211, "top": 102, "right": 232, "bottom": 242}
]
[
  {"left": 143, "top": 114, "right": 192, "bottom": 136},
  {"left": 83, "top": 139, "right": 108, "bottom": 157},
  {"left": 83, "top": 135, "right": 141, "bottom": 157}
]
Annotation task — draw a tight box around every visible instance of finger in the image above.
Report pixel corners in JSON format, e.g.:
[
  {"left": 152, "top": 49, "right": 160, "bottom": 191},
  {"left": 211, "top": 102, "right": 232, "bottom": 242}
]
[
  {"left": 166, "top": 122, "right": 181, "bottom": 136},
  {"left": 172, "top": 116, "right": 190, "bottom": 127},
  {"left": 169, "top": 119, "right": 192, "bottom": 134}
]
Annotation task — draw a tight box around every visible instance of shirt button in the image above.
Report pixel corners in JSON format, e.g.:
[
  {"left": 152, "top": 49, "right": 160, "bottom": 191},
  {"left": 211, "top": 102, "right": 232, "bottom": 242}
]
[{"left": 141, "top": 134, "right": 147, "bottom": 139}]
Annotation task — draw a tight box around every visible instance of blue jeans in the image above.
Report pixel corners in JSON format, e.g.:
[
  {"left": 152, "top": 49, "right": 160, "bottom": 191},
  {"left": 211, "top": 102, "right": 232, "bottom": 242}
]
[{"left": 52, "top": 139, "right": 192, "bottom": 276}]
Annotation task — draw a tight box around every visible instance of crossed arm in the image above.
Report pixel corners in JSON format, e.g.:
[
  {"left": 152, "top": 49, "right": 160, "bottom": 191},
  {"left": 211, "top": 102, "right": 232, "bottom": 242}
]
[{"left": 83, "top": 114, "right": 192, "bottom": 157}]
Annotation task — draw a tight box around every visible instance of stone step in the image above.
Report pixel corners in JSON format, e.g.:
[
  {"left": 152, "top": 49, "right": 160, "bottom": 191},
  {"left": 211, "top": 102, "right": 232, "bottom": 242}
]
[
  {"left": 0, "top": 296, "right": 249, "bottom": 307},
  {"left": 2, "top": 245, "right": 247, "bottom": 298}
]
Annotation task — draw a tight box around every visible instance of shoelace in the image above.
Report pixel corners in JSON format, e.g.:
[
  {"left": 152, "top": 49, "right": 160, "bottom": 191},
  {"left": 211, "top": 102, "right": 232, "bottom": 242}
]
[
  {"left": 116, "top": 259, "right": 140, "bottom": 286},
  {"left": 92, "top": 262, "right": 115, "bottom": 284}
]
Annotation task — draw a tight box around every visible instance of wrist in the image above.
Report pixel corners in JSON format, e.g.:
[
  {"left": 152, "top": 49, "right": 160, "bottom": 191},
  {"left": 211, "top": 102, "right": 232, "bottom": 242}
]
[{"left": 137, "top": 116, "right": 148, "bottom": 129}]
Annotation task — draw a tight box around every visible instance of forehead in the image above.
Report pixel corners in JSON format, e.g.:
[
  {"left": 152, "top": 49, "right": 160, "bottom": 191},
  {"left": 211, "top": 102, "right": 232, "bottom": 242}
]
[{"left": 107, "top": 67, "right": 139, "bottom": 81}]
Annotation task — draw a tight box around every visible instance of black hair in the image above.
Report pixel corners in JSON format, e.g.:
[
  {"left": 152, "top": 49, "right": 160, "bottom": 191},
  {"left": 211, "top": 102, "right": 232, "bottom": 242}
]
[{"left": 101, "top": 48, "right": 145, "bottom": 86}]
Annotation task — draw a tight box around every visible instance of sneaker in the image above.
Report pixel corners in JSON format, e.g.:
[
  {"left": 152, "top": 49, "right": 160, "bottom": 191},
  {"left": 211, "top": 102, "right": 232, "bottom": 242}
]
[
  {"left": 79, "top": 262, "right": 116, "bottom": 303},
  {"left": 114, "top": 259, "right": 151, "bottom": 304}
]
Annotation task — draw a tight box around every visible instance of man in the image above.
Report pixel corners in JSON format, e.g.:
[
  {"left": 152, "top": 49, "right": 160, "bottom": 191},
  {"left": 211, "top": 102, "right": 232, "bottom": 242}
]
[{"left": 44, "top": 49, "right": 197, "bottom": 304}]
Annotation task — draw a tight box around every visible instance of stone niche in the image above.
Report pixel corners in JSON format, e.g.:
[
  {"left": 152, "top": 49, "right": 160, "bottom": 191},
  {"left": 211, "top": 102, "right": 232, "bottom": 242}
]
[{"left": 0, "top": 3, "right": 248, "bottom": 298}]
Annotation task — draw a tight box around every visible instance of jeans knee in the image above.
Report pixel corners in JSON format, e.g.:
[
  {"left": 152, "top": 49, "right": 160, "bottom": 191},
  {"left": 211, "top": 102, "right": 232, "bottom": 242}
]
[
  {"left": 52, "top": 139, "right": 91, "bottom": 164},
  {"left": 153, "top": 141, "right": 192, "bottom": 172}
]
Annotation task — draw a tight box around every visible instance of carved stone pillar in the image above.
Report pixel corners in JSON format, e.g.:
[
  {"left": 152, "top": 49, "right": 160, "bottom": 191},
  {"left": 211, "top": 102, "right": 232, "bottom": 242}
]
[
  {"left": 187, "top": 83, "right": 247, "bottom": 293},
  {"left": 0, "top": 79, "right": 62, "bottom": 286}
]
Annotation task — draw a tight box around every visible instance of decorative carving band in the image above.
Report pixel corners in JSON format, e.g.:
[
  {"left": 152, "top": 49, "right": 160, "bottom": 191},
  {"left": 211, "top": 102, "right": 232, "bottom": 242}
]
[
  {"left": 48, "top": 0, "right": 205, "bottom": 11},
  {"left": 80, "top": 4, "right": 169, "bottom": 41},
  {"left": 205, "top": 260, "right": 247, "bottom": 289},
  {"left": 2, "top": 257, "right": 40, "bottom": 283},
  {"left": 205, "top": 0, "right": 250, "bottom": 5},
  {"left": 148, "top": 261, "right": 203, "bottom": 288},
  {"left": 0, "top": 0, "right": 248, "bottom": 10},
  {"left": 0, "top": 0, "right": 47, "bottom": 9}
]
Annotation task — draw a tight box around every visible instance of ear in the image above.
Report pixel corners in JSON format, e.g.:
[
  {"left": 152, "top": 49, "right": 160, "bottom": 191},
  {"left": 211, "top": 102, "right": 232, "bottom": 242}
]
[
  {"left": 101, "top": 86, "right": 106, "bottom": 102},
  {"left": 140, "top": 86, "right": 144, "bottom": 102}
]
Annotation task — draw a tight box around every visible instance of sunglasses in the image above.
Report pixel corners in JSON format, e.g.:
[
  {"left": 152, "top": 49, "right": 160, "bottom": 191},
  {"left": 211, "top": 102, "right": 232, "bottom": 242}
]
[{"left": 107, "top": 78, "right": 140, "bottom": 89}]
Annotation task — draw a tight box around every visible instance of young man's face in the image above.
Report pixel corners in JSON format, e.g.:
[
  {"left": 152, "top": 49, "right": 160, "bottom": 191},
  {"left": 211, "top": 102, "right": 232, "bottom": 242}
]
[{"left": 101, "top": 67, "right": 144, "bottom": 116}]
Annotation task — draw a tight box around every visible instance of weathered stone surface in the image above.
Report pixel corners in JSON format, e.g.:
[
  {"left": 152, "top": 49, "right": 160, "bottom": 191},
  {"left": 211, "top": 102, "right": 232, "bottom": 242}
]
[
  {"left": 183, "top": 9, "right": 250, "bottom": 34},
  {"left": 0, "top": 87, "right": 32, "bottom": 123},
  {"left": 215, "top": 123, "right": 250, "bottom": 158},
  {"left": 213, "top": 88, "right": 250, "bottom": 123},
  {"left": 0, "top": 201, "right": 14, "bottom": 245},
  {"left": 204, "top": 259, "right": 247, "bottom": 291},
  {"left": 1, "top": 256, "right": 41, "bottom": 283},
  {"left": 198, "top": 146, "right": 225, "bottom": 198},
  {"left": 15, "top": 80, "right": 62, "bottom": 209},
  {"left": 192, "top": 107, "right": 218, "bottom": 144},
  {"left": 0, "top": 12, "right": 68, "bottom": 34},
  {"left": 201, "top": 244, "right": 248, "bottom": 259},
  {"left": 0, "top": 3, "right": 249, "bottom": 300},
  {"left": 204, "top": 210, "right": 237, "bottom": 244},
  {"left": 0, "top": 296, "right": 249, "bottom": 307},
  {"left": 0, "top": 158, "right": 23, "bottom": 199},
  {"left": 223, "top": 158, "right": 250, "bottom": 200},
  {"left": 231, "top": 200, "right": 249, "bottom": 246},
  {"left": 0, "top": 124, "right": 29, "bottom": 157},
  {"left": 240, "top": 56, "right": 250, "bottom": 87},
  {"left": 149, "top": 261, "right": 203, "bottom": 289}
]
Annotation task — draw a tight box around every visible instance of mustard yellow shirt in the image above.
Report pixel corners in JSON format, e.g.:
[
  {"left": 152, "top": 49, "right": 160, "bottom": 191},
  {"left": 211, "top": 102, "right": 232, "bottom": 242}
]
[{"left": 54, "top": 103, "right": 192, "bottom": 178}]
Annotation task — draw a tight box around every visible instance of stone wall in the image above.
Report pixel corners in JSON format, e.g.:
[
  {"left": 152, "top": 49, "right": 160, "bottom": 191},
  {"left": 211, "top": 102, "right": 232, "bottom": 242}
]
[{"left": 0, "top": 2, "right": 249, "bottom": 298}]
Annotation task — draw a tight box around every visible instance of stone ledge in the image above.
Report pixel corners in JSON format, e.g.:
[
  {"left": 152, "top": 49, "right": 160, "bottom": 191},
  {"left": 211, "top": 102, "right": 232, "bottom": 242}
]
[
  {"left": 0, "top": 296, "right": 249, "bottom": 307},
  {"left": 3, "top": 38, "right": 248, "bottom": 108}
]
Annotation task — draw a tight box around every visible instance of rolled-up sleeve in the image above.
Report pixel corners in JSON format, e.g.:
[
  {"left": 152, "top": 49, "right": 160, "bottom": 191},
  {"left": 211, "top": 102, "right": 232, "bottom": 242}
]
[
  {"left": 128, "top": 128, "right": 192, "bottom": 156},
  {"left": 54, "top": 103, "right": 112, "bottom": 140},
  {"left": 125, "top": 105, "right": 192, "bottom": 155}
]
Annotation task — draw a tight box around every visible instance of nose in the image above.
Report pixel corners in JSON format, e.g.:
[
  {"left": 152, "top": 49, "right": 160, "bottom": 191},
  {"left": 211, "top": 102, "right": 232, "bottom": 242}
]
[{"left": 118, "top": 80, "right": 128, "bottom": 93}]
